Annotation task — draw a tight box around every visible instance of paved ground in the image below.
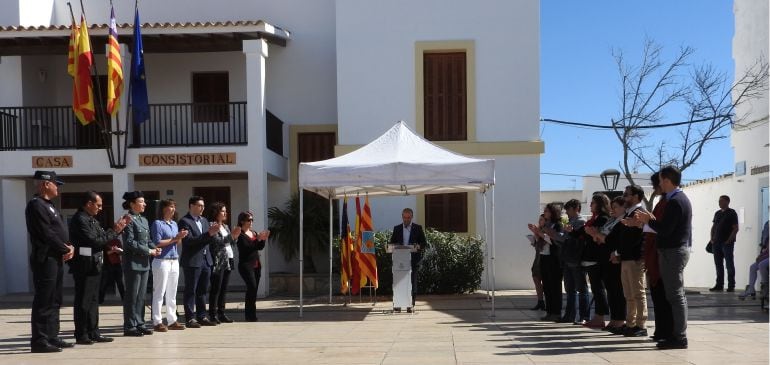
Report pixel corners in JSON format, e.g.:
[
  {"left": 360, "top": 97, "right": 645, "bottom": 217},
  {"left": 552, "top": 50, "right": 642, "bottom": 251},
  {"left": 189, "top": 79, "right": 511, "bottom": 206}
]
[{"left": 0, "top": 289, "right": 766, "bottom": 364}]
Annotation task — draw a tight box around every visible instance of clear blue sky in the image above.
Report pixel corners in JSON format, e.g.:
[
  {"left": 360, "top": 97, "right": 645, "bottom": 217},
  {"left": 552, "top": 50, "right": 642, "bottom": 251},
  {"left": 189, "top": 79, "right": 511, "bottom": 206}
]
[{"left": 540, "top": 0, "right": 736, "bottom": 191}]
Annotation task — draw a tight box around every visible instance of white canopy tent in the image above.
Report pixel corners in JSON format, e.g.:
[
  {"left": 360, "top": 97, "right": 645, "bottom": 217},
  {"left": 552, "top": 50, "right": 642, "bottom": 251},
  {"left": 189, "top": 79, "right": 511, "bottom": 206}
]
[{"left": 297, "top": 121, "right": 497, "bottom": 317}]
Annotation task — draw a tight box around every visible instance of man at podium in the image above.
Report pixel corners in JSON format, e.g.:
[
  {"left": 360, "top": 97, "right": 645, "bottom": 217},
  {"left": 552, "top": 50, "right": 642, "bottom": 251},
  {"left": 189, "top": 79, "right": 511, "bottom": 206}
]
[{"left": 389, "top": 208, "right": 427, "bottom": 312}]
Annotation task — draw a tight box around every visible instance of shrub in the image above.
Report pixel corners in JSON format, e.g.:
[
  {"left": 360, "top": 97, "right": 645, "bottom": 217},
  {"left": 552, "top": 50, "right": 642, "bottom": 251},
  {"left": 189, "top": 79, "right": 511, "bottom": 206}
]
[{"left": 365, "top": 229, "right": 484, "bottom": 295}]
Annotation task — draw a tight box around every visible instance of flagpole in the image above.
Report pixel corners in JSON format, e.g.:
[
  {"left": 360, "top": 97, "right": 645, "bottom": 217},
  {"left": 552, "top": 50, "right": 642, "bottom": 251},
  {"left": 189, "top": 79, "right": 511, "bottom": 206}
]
[{"left": 77, "top": 0, "right": 116, "bottom": 167}]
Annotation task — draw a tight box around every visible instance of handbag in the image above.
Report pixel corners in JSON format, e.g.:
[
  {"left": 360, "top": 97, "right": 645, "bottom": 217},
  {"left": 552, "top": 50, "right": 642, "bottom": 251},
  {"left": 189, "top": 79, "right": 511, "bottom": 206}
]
[{"left": 706, "top": 242, "right": 713, "bottom": 254}]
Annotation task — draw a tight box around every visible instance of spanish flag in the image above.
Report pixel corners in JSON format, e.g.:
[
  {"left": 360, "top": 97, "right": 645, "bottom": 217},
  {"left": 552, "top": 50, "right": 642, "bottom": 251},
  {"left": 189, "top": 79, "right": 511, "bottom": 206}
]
[
  {"left": 106, "top": 6, "right": 123, "bottom": 116},
  {"left": 71, "top": 16, "right": 95, "bottom": 125},
  {"left": 355, "top": 196, "right": 378, "bottom": 288}
]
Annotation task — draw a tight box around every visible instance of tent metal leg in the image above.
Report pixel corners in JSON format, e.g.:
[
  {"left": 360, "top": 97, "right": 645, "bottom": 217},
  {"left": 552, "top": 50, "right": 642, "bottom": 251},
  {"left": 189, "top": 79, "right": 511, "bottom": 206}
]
[
  {"left": 329, "top": 196, "right": 333, "bottom": 304},
  {"left": 299, "top": 190, "right": 304, "bottom": 318},
  {"left": 482, "top": 191, "right": 490, "bottom": 301},
  {"left": 490, "top": 186, "right": 496, "bottom": 318}
]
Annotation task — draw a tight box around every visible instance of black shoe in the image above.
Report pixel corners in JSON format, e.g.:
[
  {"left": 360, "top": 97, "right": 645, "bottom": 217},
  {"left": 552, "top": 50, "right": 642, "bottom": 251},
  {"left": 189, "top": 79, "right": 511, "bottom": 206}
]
[
  {"left": 198, "top": 317, "right": 217, "bottom": 326},
  {"left": 650, "top": 334, "right": 666, "bottom": 342},
  {"left": 709, "top": 286, "right": 723, "bottom": 292},
  {"left": 31, "top": 343, "right": 62, "bottom": 353},
  {"left": 623, "top": 326, "right": 648, "bottom": 337},
  {"left": 725, "top": 287, "right": 735, "bottom": 292},
  {"left": 123, "top": 329, "right": 144, "bottom": 337},
  {"left": 394, "top": 308, "right": 402, "bottom": 313},
  {"left": 186, "top": 319, "right": 202, "bottom": 328},
  {"left": 76, "top": 338, "right": 94, "bottom": 345},
  {"left": 138, "top": 327, "right": 154, "bottom": 335},
  {"left": 608, "top": 325, "right": 628, "bottom": 335},
  {"left": 529, "top": 300, "right": 546, "bottom": 311},
  {"left": 556, "top": 315, "right": 574, "bottom": 323},
  {"left": 91, "top": 335, "right": 114, "bottom": 343},
  {"left": 218, "top": 314, "right": 234, "bottom": 323},
  {"left": 49, "top": 338, "right": 74, "bottom": 348},
  {"left": 657, "top": 337, "right": 688, "bottom": 349},
  {"left": 406, "top": 307, "right": 413, "bottom": 313},
  {"left": 211, "top": 316, "right": 221, "bottom": 325}
]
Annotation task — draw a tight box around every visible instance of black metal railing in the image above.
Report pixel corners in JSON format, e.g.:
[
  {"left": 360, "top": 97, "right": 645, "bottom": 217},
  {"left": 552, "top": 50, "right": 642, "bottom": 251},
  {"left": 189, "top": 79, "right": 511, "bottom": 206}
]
[
  {"left": 131, "top": 102, "right": 247, "bottom": 147},
  {"left": 0, "top": 106, "right": 107, "bottom": 151},
  {"left": 266, "top": 109, "right": 284, "bottom": 155},
  {"left": 0, "top": 102, "right": 284, "bottom": 153}
]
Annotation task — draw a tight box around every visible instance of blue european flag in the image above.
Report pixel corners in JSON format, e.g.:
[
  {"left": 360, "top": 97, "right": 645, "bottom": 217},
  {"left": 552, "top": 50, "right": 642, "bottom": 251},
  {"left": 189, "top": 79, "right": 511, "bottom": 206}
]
[{"left": 130, "top": 6, "right": 149, "bottom": 124}]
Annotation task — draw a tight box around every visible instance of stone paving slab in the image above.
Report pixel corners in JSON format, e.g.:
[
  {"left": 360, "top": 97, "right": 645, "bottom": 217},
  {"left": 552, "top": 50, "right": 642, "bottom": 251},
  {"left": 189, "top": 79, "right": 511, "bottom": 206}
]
[{"left": 0, "top": 289, "right": 766, "bottom": 364}]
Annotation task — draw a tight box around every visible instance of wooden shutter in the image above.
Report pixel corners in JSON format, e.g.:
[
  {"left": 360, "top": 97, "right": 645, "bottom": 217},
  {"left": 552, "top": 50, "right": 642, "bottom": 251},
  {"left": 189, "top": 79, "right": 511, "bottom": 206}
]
[
  {"left": 424, "top": 52, "right": 467, "bottom": 141},
  {"left": 297, "top": 132, "right": 336, "bottom": 163},
  {"left": 425, "top": 192, "right": 468, "bottom": 232}
]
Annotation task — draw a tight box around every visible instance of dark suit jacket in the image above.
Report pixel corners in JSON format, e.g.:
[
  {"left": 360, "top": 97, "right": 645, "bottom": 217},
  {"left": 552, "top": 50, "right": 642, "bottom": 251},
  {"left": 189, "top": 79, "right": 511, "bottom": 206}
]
[
  {"left": 389, "top": 223, "right": 427, "bottom": 266},
  {"left": 178, "top": 213, "right": 214, "bottom": 268},
  {"left": 68, "top": 209, "right": 118, "bottom": 275},
  {"left": 648, "top": 190, "right": 692, "bottom": 249}
]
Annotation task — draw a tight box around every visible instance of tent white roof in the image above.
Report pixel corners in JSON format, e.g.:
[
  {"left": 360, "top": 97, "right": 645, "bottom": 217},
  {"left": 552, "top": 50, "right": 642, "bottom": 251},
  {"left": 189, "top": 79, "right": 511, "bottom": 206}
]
[{"left": 299, "top": 121, "right": 495, "bottom": 198}]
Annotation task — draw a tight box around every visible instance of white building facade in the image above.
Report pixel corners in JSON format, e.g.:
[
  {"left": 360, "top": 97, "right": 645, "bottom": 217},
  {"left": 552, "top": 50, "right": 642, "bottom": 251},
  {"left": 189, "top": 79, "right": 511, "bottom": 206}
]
[{"left": 0, "top": 0, "right": 542, "bottom": 294}]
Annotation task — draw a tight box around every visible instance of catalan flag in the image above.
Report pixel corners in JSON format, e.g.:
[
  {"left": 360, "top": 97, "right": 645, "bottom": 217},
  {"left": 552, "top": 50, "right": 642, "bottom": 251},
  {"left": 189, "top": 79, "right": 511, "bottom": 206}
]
[
  {"left": 106, "top": 6, "right": 123, "bottom": 116},
  {"left": 355, "top": 196, "right": 378, "bottom": 289},
  {"left": 340, "top": 198, "right": 353, "bottom": 294},
  {"left": 71, "top": 16, "right": 95, "bottom": 125},
  {"left": 66, "top": 18, "right": 78, "bottom": 77}
]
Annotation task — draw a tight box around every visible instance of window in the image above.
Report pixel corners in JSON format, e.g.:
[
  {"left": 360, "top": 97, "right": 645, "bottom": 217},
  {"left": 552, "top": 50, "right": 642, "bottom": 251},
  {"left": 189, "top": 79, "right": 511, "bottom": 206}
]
[
  {"left": 192, "top": 72, "right": 229, "bottom": 123},
  {"left": 425, "top": 192, "right": 468, "bottom": 232},
  {"left": 423, "top": 52, "right": 467, "bottom": 141},
  {"left": 297, "top": 132, "right": 336, "bottom": 164}
]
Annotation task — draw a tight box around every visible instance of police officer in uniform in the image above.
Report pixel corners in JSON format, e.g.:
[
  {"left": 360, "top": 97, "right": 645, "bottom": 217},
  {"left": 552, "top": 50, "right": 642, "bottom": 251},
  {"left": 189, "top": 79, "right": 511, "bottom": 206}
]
[
  {"left": 68, "top": 191, "right": 130, "bottom": 344},
  {"left": 25, "top": 170, "right": 75, "bottom": 353}
]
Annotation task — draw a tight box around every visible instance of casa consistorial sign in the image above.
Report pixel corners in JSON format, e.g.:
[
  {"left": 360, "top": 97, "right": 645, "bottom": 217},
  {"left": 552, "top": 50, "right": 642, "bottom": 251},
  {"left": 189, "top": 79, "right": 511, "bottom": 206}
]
[
  {"left": 32, "top": 156, "right": 73, "bottom": 168},
  {"left": 139, "top": 152, "right": 237, "bottom": 166}
]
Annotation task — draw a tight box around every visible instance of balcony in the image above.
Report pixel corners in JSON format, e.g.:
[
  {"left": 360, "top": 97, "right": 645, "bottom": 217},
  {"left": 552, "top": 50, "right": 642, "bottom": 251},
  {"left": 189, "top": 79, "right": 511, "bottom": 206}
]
[{"left": 0, "top": 102, "right": 283, "bottom": 154}]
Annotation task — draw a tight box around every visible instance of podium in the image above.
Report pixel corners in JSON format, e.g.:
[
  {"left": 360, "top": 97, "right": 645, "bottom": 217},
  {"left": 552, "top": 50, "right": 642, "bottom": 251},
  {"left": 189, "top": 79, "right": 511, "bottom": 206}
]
[{"left": 388, "top": 244, "right": 417, "bottom": 311}]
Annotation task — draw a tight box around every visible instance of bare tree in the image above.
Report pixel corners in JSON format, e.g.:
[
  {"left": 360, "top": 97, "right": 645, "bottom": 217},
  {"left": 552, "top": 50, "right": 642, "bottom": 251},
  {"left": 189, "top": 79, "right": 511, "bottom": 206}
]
[{"left": 611, "top": 39, "right": 768, "bottom": 208}]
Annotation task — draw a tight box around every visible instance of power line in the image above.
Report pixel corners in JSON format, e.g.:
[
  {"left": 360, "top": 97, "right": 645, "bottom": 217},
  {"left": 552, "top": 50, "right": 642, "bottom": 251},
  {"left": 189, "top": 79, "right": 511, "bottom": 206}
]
[
  {"left": 540, "top": 115, "right": 730, "bottom": 130},
  {"left": 540, "top": 171, "right": 697, "bottom": 182}
]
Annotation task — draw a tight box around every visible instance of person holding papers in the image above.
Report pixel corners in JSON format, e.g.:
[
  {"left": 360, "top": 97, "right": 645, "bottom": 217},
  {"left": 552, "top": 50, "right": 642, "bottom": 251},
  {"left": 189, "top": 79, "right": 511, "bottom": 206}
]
[
  {"left": 389, "top": 208, "right": 427, "bottom": 311},
  {"left": 69, "top": 191, "right": 130, "bottom": 344}
]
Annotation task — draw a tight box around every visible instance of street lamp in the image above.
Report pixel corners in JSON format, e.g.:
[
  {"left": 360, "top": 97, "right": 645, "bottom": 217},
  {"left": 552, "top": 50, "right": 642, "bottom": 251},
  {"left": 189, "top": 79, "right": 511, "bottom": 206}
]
[{"left": 600, "top": 168, "right": 621, "bottom": 191}]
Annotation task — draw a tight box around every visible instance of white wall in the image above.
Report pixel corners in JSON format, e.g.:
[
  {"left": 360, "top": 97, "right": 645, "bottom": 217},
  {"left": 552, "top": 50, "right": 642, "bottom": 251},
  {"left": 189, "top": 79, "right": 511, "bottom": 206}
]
[
  {"left": 335, "top": 0, "right": 540, "bottom": 289},
  {"left": 0, "top": 56, "right": 23, "bottom": 106},
  {"left": 0, "top": 179, "right": 29, "bottom": 293},
  {"left": 486, "top": 156, "right": 541, "bottom": 289},
  {"left": 335, "top": 0, "right": 540, "bottom": 143},
  {"left": 683, "top": 177, "right": 766, "bottom": 288}
]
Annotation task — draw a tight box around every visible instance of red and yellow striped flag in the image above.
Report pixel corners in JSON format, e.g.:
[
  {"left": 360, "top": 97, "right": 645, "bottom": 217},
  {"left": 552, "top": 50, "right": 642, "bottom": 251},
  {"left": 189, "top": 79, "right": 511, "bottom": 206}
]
[
  {"left": 355, "top": 196, "right": 378, "bottom": 288},
  {"left": 71, "top": 16, "right": 95, "bottom": 125},
  {"left": 106, "top": 6, "right": 123, "bottom": 116}
]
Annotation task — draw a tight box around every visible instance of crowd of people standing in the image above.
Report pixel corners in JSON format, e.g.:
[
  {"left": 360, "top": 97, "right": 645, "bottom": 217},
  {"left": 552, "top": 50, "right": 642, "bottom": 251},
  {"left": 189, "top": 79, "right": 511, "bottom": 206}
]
[
  {"left": 527, "top": 166, "right": 692, "bottom": 350},
  {"left": 25, "top": 170, "right": 270, "bottom": 353}
]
